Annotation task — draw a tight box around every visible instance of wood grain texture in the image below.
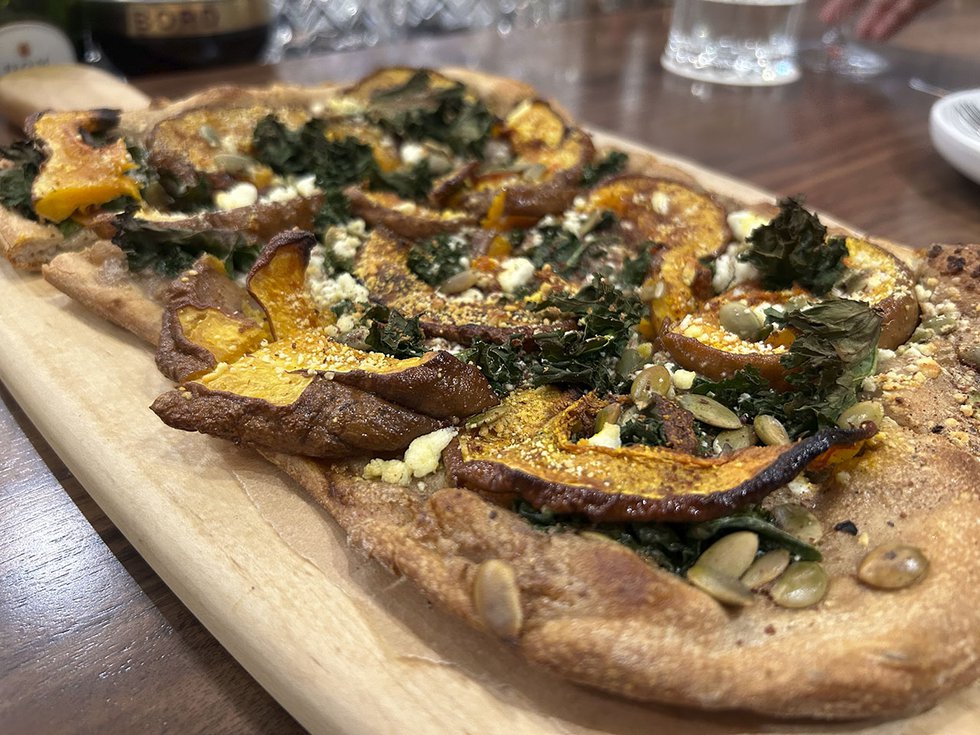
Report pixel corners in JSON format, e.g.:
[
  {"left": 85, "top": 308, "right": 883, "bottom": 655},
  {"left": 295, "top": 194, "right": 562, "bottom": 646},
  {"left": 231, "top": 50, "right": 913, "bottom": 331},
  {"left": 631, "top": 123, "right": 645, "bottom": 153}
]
[{"left": 1, "top": 6, "right": 979, "bottom": 733}]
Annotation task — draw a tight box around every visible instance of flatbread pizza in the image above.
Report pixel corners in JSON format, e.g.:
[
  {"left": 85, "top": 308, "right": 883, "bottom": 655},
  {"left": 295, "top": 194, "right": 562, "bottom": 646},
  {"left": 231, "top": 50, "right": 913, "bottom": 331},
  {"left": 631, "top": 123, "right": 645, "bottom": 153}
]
[{"left": 1, "top": 66, "right": 977, "bottom": 721}]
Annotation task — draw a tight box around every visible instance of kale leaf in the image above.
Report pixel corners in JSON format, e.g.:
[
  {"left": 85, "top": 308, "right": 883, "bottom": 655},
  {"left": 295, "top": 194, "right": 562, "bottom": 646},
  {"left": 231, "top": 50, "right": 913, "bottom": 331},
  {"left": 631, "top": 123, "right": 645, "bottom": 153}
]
[
  {"left": 406, "top": 233, "right": 470, "bottom": 287},
  {"left": 619, "top": 412, "right": 668, "bottom": 447},
  {"left": 371, "top": 159, "right": 435, "bottom": 201},
  {"left": 618, "top": 245, "right": 656, "bottom": 291},
  {"left": 458, "top": 338, "right": 525, "bottom": 395},
  {"left": 742, "top": 197, "right": 848, "bottom": 295},
  {"left": 252, "top": 116, "right": 376, "bottom": 190},
  {"left": 529, "top": 276, "right": 644, "bottom": 395},
  {"left": 112, "top": 217, "right": 259, "bottom": 278},
  {"left": 0, "top": 141, "right": 43, "bottom": 220},
  {"left": 368, "top": 70, "right": 493, "bottom": 158},
  {"left": 364, "top": 305, "right": 426, "bottom": 358},
  {"left": 515, "top": 501, "right": 820, "bottom": 576},
  {"left": 692, "top": 298, "right": 882, "bottom": 438},
  {"left": 580, "top": 150, "right": 628, "bottom": 187},
  {"left": 314, "top": 189, "right": 354, "bottom": 230},
  {"left": 768, "top": 298, "right": 881, "bottom": 433}
]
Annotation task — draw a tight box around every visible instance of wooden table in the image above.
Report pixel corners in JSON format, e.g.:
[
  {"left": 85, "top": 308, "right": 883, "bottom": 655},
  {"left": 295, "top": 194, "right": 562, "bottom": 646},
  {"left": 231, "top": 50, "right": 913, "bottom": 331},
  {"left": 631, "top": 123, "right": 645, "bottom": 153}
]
[{"left": 2, "top": 6, "right": 978, "bottom": 733}]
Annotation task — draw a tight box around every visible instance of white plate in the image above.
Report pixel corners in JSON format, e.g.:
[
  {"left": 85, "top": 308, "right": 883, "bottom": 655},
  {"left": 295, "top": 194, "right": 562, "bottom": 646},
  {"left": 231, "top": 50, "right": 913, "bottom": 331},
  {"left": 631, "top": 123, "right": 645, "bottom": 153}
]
[{"left": 929, "top": 88, "right": 980, "bottom": 184}]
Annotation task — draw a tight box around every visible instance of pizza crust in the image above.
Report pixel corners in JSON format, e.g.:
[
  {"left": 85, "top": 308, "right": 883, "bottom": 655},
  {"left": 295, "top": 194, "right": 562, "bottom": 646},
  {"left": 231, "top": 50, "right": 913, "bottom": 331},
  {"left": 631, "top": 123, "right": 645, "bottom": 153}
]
[
  {"left": 5, "top": 67, "right": 980, "bottom": 720},
  {"left": 270, "top": 427, "right": 979, "bottom": 719}
]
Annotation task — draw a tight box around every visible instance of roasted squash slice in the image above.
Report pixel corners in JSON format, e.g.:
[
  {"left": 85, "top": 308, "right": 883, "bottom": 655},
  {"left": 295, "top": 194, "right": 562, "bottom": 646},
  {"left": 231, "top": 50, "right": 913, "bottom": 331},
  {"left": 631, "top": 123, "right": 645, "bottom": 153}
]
[
  {"left": 30, "top": 110, "right": 141, "bottom": 222},
  {"left": 582, "top": 176, "right": 730, "bottom": 251},
  {"left": 156, "top": 254, "right": 272, "bottom": 382},
  {"left": 447, "top": 388, "right": 876, "bottom": 522},
  {"left": 346, "top": 187, "right": 478, "bottom": 239},
  {"left": 659, "top": 236, "right": 919, "bottom": 382},
  {"left": 354, "top": 228, "right": 565, "bottom": 345},
  {"left": 153, "top": 230, "right": 498, "bottom": 457}
]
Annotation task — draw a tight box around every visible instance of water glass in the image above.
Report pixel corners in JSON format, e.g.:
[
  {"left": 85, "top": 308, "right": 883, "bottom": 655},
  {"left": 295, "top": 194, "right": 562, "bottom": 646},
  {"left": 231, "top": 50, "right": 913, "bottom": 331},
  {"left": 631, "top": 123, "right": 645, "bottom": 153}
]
[
  {"left": 266, "top": 0, "right": 406, "bottom": 59},
  {"left": 661, "top": 0, "right": 806, "bottom": 86}
]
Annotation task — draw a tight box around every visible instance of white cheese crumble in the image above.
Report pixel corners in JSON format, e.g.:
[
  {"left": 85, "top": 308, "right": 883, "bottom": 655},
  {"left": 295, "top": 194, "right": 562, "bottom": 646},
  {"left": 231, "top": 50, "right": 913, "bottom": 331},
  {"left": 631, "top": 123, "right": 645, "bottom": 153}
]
[
  {"left": 363, "top": 458, "right": 412, "bottom": 486},
  {"left": 671, "top": 369, "right": 697, "bottom": 391},
  {"left": 651, "top": 190, "right": 671, "bottom": 216},
  {"left": 711, "top": 242, "right": 760, "bottom": 293},
  {"left": 727, "top": 209, "right": 770, "bottom": 242},
  {"left": 400, "top": 142, "right": 427, "bottom": 166},
  {"left": 586, "top": 422, "right": 622, "bottom": 449},
  {"left": 403, "top": 427, "right": 458, "bottom": 478},
  {"left": 363, "top": 427, "right": 459, "bottom": 486},
  {"left": 497, "top": 257, "right": 536, "bottom": 293},
  {"left": 214, "top": 182, "right": 258, "bottom": 211}
]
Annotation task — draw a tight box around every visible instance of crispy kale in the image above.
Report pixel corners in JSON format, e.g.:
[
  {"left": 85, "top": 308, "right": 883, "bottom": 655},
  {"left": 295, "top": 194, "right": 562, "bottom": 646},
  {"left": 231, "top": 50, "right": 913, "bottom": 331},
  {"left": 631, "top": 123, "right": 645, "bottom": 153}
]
[
  {"left": 368, "top": 70, "right": 494, "bottom": 158},
  {"left": 529, "top": 277, "right": 644, "bottom": 395},
  {"left": 580, "top": 150, "right": 628, "bottom": 187},
  {"left": 458, "top": 338, "right": 525, "bottom": 396},
  {"left": 515, "top": 502, "right": 820, "bottom": 575},
  {"left": 112, "top": 217, "right": 259, "bottom": 278},
  {"left": 0, "top": 142, "right": 43, "bottom": 221},
  {"left": 692, "top": 298, "right": 882, "bottom": 438},
  {"left": 364, "top": 305, "right": 426, "bottom": 358},
  {"left": 406, "top": 233, "right": 470, "bottom": 287},
  {"left": 741, "top": 197, "right": 849, "bottom": 295}
]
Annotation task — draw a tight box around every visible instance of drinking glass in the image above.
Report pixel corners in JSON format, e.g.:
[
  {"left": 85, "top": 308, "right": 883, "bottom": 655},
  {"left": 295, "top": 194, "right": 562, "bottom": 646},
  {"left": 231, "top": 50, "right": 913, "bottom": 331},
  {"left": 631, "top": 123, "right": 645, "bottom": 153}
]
[
  {"left": 661, "top": 0, "right": 807, "bottom": 87},
  {"left": 266, "top": 0, "right": 406, "bottom": 60},
  {"left": 800, "top": 22, "right": 888, "bottom": 78}
]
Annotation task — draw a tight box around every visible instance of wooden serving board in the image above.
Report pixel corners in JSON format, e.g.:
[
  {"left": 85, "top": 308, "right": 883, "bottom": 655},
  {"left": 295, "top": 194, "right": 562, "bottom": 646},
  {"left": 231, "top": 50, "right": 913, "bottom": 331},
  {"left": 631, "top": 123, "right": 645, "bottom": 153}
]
[{"left": 1, "top": 135, "right": 977, "bottom": 735}]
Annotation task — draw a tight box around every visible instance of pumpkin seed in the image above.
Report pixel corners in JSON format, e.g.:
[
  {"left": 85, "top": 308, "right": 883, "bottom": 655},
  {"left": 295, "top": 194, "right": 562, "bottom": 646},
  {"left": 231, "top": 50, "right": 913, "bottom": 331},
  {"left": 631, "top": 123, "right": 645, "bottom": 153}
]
[
  {"left": 439, "top": 268, "right": 479, "bottom": 294},
  {"left": 753, "top": 414, "right": 790, "bottom": 446},
  {"left": 715, "top": 426, "right": 756, "bottom": 453},
  {"left": 958, "top": 343, "right": 980, "bottom": 369},
  {"left": 694, "top": 531, "right": 759, "bottom": 578},
  {"left": 770, "top": 503, "right": 823, "bottom": 544},
  {"left": 594, "top": 403, "right": 623, "bottom": 433},
  {"left": 214, "top": 152, "right": 256, "bottom": 175},
  {"left": 740, "top": 549, "right": 791, "bottom": 589},
  {"left": 836, "top": 400, "right": 884, "bottom": 430},
  {"left": 465, "top": 403, "right": 510, "bottom": 429},
  {"left": 630, "top": 365, "right": 671, "bottom": 409},
  {"left": 616, "top": 347, "right": 644, "bottom": 379},
  {"left": 686, "top": 564, "right": 754, "bottom": 607},
  {"left": 718, "top": 301, "right": 765, "bottom": 341},
  {"left": 770, "top": 561, "right": 828, "bottom": 608},
  {"left": 922, "top": 314, "right": 957, "bottom": 335},
  {"left": 677, "top": 394, "right": 742, "bottom": 429},
  {"left": 473, "top": 559, "right": 523, "bottom": 639},
  {"left": 198, "top": 123, "right": 221, "bottom": 148},
  {"left": 857, "top": 543, "right": 929, "bottom": 590}
]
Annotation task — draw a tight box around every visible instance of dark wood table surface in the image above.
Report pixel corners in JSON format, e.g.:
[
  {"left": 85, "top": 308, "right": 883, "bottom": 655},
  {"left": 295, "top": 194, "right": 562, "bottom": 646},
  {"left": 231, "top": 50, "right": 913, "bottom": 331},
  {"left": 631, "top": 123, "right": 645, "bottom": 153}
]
[{"left": 2, "top": 5, "right": 978, "bottom": 733}]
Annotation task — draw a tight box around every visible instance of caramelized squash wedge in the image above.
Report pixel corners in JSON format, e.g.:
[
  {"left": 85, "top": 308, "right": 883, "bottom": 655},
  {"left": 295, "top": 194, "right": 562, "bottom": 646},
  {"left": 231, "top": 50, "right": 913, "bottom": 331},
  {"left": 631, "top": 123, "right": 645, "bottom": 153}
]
[
  {"left": 29, "top": 110, "right": 141, "bottom": 222},
  {"left": 156, "top": 254, "right": 271, "bottom": 382},
  {"left": 346, "top": 187, "right": 478, "bottom": 239},
  {"left": 446, "top": 388, "right": 876, "bottom": 522},
  {"left": 582, "top": 175, "right": 731, "bottom": 251},
  {"left": 456, "top": 100, "right": 595, "bottom": 218},
  {"left": 153, "top": 230, "right": 498, "bottom": 457},
  {"left": 354, "top": 228, "right": 564, "bottom": 345},
  {"left": 659, "top": 237, "right": 919, "bottom": 382}
]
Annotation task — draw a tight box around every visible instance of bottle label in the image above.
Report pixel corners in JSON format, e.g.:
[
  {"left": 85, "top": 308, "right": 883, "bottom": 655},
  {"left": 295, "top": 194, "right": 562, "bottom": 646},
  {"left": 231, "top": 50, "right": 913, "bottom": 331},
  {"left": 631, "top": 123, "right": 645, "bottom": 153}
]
[
  {"left": 113, "top": 1, "right": 271, "bottom": 39},
  {"left": 0, "top": 22, "right": 76, "bottom": 75}
]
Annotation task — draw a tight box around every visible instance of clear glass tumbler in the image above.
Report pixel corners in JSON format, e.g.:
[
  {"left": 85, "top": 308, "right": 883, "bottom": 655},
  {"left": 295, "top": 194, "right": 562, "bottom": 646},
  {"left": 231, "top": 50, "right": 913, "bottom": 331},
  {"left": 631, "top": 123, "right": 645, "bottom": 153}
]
[{"left": 661, "top": 0, "right": 807, "bottom": 86}]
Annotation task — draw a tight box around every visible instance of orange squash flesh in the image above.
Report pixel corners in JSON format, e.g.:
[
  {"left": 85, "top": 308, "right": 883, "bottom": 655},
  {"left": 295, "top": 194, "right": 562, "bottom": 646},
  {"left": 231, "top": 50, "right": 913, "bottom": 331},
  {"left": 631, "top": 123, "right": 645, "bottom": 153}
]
[
  {"left": 31, "top": 111, "right": 141, "bottom": 222},
  {"left": 448, "top": 388, "right": 875, "bottom": 523}
]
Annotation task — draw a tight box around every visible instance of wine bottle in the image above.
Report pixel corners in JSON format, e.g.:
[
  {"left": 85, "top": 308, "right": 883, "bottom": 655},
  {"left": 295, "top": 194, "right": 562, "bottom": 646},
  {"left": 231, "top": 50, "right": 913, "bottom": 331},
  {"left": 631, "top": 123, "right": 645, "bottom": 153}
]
[
  {"left": 0, "top": 0, "right": 80, "bottom": 76},
  {"left": 81, "top": 0, "right": 271, "bottom": 77}
]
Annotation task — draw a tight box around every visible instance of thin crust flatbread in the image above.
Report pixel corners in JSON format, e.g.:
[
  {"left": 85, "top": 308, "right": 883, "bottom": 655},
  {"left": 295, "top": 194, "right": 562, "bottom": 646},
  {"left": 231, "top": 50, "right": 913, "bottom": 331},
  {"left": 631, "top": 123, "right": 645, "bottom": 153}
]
[{"left": 1, "top": 67, "right": 978, "bottom": 722}]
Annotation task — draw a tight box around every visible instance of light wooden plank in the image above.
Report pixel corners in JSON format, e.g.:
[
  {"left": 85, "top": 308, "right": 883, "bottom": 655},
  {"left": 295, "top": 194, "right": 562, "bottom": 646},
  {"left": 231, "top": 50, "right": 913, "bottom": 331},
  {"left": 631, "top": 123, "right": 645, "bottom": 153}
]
[{"left": 1, "top": 138, "right": 976, "bottom": 735}]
